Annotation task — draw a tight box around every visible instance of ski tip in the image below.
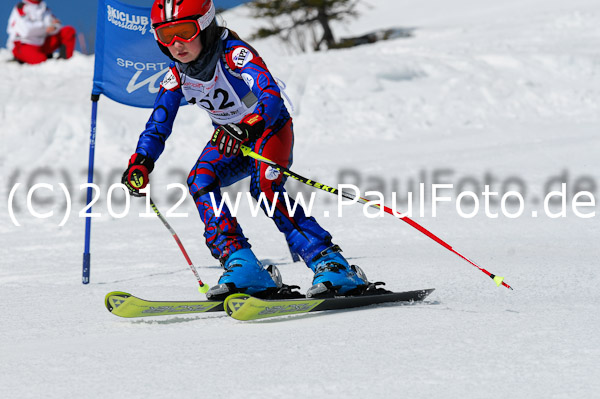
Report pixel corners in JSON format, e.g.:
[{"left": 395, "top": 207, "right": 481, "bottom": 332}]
[
  {"left": 223, "top": 293, "right": 251, "bottom": 317},
  {"left": 105, "top": 291, "right": 131, "bottom": 313}
]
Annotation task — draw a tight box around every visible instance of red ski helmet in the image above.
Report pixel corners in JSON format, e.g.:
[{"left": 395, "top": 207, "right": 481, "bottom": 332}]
[
  {"left": 151, "top": 0, "right": 215, "bottom": 30},
  {"left": 151, "top": 0, "right": 218, "bottom": 61}
]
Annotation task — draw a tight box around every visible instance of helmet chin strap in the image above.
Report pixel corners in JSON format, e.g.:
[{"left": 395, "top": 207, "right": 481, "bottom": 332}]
[{"left": 156, "top": 41, "right": 177, "bottom": 62}]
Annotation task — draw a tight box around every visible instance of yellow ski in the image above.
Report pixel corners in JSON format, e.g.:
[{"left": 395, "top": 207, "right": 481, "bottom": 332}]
[
  {"left": 224, "top": 289, "right": 434, "bottom": 321},
  {"left": 224, "top": 294, "right": 324, "bottom": 320},
  {"left": 105, "top": 291, "right": 223, "bottom": 318}
]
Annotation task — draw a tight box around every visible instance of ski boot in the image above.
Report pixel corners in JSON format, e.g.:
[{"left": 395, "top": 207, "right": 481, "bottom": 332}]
[
  {"left": 206, "top": 249, "right": 280, "bottom": 300},
  {"left": 206, "top": 249, "right": 302, "bottom": 300},
  {"left": 306, "top": 245, "right": 369, "bottom": 298}
]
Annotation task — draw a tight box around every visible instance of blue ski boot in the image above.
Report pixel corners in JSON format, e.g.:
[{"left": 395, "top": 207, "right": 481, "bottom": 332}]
[
  {"left": 206, "top": 248, "right": 280, "bottom": 300},
  {"left": 306, "top": 245, "right": 368, "bottom": 298}
]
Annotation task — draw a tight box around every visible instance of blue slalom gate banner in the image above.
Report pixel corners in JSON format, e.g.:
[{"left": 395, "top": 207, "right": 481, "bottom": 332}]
[
  {"left": 92, "top": 0, "right": 174, "bottom": 107},
  {"left": 84, "top": 0, "right": 181, "bottom": 284}
]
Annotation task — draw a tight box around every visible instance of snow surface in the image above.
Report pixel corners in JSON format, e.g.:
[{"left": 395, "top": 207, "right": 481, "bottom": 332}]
[{"left": 1, "top": 0, "right": 599, "bottom": 398}]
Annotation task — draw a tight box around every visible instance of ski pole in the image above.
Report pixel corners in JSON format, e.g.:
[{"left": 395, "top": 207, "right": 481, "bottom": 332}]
[
  {"left": 149, "top": 197, "right": 209, "bottom": 294},
  {"left": 240, "top": 145, "right": 512, "bottom": 290}
]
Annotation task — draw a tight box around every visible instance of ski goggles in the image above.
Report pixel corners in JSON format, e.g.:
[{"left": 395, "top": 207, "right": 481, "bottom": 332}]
[{"left": 154, "top": 19, "right": 201, "bottom": 47}]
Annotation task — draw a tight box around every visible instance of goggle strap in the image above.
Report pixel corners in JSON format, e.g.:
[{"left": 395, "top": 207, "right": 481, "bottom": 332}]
[{"left": 198, "top": 2, "right": 215, "bottom": 30}]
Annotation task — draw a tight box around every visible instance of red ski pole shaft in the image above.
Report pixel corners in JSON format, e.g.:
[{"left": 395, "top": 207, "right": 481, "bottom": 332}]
[
  {"left": 149, "top": 198, "right": 209, "bottom": 293},
  {"left": 240, "top": 145, "right": 512, "bottom": 290},
  {"left": 376, "top": 203, "right": 512, "bottom": 289}
]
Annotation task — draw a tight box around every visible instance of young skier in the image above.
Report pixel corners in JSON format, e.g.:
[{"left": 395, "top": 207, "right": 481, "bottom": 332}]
[
  {"left": 122, "top": 0, "right": 369, "bottom": 299},
  {"left": 6, "top": 0, "right": 76, "bottom": 64}
]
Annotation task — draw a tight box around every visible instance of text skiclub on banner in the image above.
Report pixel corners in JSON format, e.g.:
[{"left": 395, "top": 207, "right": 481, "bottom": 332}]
[{"left": 92, "top": 0, "right": 183, "bottom": 107}]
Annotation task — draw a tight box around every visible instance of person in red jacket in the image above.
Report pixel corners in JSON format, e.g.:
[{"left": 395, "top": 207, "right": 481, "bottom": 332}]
[{"left": 6, "top": 0, "right": 76, "bottom": 64}]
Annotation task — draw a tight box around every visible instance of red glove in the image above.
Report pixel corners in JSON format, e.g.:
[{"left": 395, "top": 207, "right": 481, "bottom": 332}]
[
  {"left": 211, "top": 114, "right": 266, "bottom": 157},
  {"left": 121, "top": 153, "right": 154, "bottom": 197}
]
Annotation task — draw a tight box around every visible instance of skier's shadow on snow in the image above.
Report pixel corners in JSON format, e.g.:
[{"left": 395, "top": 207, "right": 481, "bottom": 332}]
[
  {"left": 123, "top": 302, "right": 439, "bottom": 325},
  {"left": 129, "top": 314, "right": 229, "bottom": 325},
  {"left": 241, "top": 301, "right": 439, "bottom": 324}
]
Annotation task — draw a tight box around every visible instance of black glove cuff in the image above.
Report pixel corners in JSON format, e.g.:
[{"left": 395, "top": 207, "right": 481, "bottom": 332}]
[{"left": 240, "top": 114, "right": 266, "bottom": 141}]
